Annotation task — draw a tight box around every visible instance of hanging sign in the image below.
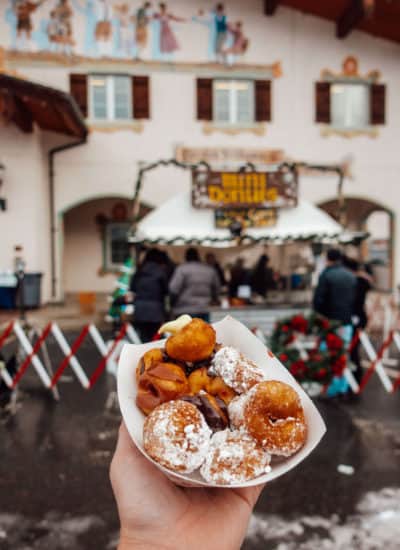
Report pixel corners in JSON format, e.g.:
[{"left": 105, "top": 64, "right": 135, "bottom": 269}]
[
  {"left": 215, "top": 208, "right": 278, "bottom": 229},
  {"left": 192, "top": 168, "right": 297, "bottom": 210}
]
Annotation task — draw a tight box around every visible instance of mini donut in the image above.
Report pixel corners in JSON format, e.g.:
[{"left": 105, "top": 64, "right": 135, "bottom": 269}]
[
  {"left": 181, "top": 392, "right": 229, "bottom": 431},
  {"left": 188, "top": 367, "right": 236, "bottom": 404},
  {"left": 136, "top": 348, "right": 164, "bottom": 382},
  {"left": 136, "top": 362, "right": 189, "bottom": 415},
  {"left": 143, "top": 400, "right": 211, "bottom": 473},
  {"left": 165, "top": 318, "right": 216, "bottom": 363},
  {"left": 211, "top": 346, "right": 265, "bottom": 394},
  {"left": 200, "top": 429, "right": 271, "bottom": 485},
  {"left": 229, "top": 380, "right": 307, "bottom": 457}
]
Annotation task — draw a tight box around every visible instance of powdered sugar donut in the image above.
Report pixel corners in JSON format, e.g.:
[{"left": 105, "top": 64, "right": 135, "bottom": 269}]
[
  {"left": 143, "top": 400, "right": 211, "bottom": 473},
  {"left": 200, "top": 429, "right": 271, "bottom": 484},
  {"left": 229, "top": 380, "right": 307, "bottom": 457},
  {"left": 210, "top": 346, "right": 265, "bottom": 394}
]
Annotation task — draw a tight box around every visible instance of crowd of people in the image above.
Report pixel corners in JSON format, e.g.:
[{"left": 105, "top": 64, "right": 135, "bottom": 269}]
[{"left": 129, "top": 248, "right": 279, "bottom": 342}]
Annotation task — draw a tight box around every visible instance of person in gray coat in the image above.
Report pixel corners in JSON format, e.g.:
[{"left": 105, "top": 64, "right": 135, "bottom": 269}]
[{"left": 169, "top": 248, "right": 220, "bottom": 321}]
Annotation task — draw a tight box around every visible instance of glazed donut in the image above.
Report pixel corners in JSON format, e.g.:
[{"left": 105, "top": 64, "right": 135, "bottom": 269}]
[
  {"left": 136, "top": 362, "right": 189, "bottom": 415},
  {"left": 143, "top": 400, "right": 211, "bottom": 473},
  {"left": 165, "top": 318, "right": 216, "bottom": 363},
  {"left": 181, "top": 392, "right": 229, "bottom": 431},
  {"left": 136, "top": 348, "right": 164, "bottom": 382},
  {"left": 188, "top": 367, "right": 236, "bottom": 404},
  {"left": 228, "top": 380, "right": 307, "bottom": 456},
  {"left": 211, "top": 346, "right": 265, "bottom": 394},
  {"left": 200, "top": 429, "right": 271, "bottom": 485}
]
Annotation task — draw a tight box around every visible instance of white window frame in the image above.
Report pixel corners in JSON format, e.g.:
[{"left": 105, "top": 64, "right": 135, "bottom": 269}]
[
  {"left": 104, "top": 222, "right": 132, "bottom": 270},
  {"left": 213, "top": 79, "right": 255, "bottom": 126},
  {"left": 89, "top": 74, "right": 132, "bottom": 122},
  {"left": 330, "top": 81, "right": 370, "bottom": 130}
]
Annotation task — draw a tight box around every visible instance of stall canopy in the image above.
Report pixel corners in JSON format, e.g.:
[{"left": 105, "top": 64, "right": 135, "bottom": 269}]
[{"left": 129, "top": 191, "right": 344, "bottom": 247}]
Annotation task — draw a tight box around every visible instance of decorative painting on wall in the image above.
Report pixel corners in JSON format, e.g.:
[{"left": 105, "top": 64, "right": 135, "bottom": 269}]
[{"left": 2, "top": 1, "right": 255, "bottom": 66}]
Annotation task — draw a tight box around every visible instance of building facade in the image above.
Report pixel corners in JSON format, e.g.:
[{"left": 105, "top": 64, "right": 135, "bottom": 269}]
[{"left": 0, "top": 0, "right": 399, "bottom": 302}]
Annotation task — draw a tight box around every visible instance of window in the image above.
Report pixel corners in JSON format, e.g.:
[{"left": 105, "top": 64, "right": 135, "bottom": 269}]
[
  {"left": 89, "top": 75, "right": 132, "bottom": 121},
  {"left": 197, "top": 78, "right": 271, "bottom": 125},
  {"left": 315, "top": 80, "right": 386, "bottom": 129},
  {"left": 213, "top": 80, "right": 254, "bottom": 125},
  {"left": 331, "top": 83, "right": 369, "bottom": 129},
  {"left": 104, "top": 222, "right": 131, "bottom": 269}
]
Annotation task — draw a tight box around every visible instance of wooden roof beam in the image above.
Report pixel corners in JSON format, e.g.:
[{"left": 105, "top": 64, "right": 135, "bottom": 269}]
[
  {"left": 337, "top": 0, "right": 375, "bottom": 39},
  {"left": 264, "top": 0, "right": 279, "bottom": 16}
]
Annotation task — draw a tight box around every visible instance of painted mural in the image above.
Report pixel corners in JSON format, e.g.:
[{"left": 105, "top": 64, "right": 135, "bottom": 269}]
[{"left": 2, "top": 1, "right": 250, "bottom": 65}]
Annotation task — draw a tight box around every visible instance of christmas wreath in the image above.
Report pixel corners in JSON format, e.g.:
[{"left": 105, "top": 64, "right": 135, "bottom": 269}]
[{"left": 269, "top": 313, "right": 347, "bottom": 385}]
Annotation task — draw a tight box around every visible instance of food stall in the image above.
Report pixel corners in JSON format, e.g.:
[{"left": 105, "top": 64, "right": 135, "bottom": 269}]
[{"left": 128, "top": 160, "right": 357, "bottom": 331}]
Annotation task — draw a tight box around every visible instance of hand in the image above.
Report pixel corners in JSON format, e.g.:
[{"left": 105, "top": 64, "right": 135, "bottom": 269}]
[{"left": 110, "top": 423, "right": 265, "bottom": 550}]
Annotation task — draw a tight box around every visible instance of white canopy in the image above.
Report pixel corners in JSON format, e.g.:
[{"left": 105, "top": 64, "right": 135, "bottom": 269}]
[{"left": 130, "top": 191, "right": 343, "bottom": 247}]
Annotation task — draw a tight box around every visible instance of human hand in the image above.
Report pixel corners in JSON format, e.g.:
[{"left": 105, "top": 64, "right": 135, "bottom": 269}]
[{"left": 110, "top": 423, "right": 265, "bottom": 550}]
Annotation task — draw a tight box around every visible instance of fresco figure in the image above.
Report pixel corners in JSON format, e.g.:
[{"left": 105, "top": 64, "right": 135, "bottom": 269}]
[
  {"left": 135, "top": 1, "right": 151, "bottom": 59},
  {"left": 50, "top": 0, "right": 74, "bottom": 54},
  {"left": 193, "top": 3, "right": 228, "bottom": 63},
  {"left": 5, "top": 0, "right": 18, "bottom": 50},
  {"left": 113, "top": 3, "right": 135, "bottom": 57},
  {"left": 72, "top": 0, "right": 98, "bottom": 56},
  {"left": 15, "top": 0, "right": 44, "bottom": 51},
  {"left": 223, "top": 20, "right": 248, "bottom": 66},
  {"left": 153, "top": 2, "right": 185, "bottom": 60},
  {"left": 94, "top": 0, "right": 113, "bottom": 57}
]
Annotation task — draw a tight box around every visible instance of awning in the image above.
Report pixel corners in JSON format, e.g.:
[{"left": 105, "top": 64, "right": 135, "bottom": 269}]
[
  {"left": 0, "top": 73, "right": 87, "bottom": 138},
  {"left": 129, "top": 191, "right": 345, "bottom": 247}
]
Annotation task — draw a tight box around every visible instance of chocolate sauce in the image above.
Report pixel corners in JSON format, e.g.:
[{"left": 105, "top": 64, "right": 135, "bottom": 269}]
[{"left": 181, "top": 394, "right": 229, "bottom": 431}]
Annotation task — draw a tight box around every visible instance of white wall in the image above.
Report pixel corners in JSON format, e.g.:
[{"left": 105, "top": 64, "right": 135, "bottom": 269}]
[{"left": 1, "top": 0, "right": 400, "bottom": 296}]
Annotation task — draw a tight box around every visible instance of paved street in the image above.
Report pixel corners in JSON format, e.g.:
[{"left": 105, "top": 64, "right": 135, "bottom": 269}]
[{"left": 1, "top": 332, "right": 400, "bottom": 550}]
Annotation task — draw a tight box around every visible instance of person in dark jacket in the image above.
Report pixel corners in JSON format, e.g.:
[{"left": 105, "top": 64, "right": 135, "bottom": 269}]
[
  {"left": 250, "top": 254, "right": 274, "bottom": 298},
  {"left": 343, "top": 256, "right": 373, "bottom": 384},
  {"left": 313, "top": 248, "right": 356, "bottom": 324},
  {"left": 130, "top": 249, "right": 168, "bottom": 342}
]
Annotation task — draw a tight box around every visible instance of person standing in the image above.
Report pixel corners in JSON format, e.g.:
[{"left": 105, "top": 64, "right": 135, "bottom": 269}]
[
  {"left": 205, "top": 252, "right": 226, "bottom": 287},
  {"left": 344, "top": 257, "right": 373, "bottom": 385},
  {"left": 250, "top": 254, "right": 274, "bottom": 299},
  {"left": 130, "top": 249, "right": 168, "bottom": 342},
  {"left": 313, "top": 248, "right": 356, "bottom": 397},
  {"left": 169, "top": 248, "right": 220, "bottom": 321}
]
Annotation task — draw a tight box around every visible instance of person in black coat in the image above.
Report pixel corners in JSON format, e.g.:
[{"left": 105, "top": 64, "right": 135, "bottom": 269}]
[
  {"left": 313, "top": 248, "right": 356, "bottom": 325},
  {"left": 130, "top": 249, "right": 168, "bottom": 342},
  {"left": 250, "top": 254, "right": 274, "bottom": 298},
  {"left": 343, "top": 256, "right": 373, "bottom": 384}
]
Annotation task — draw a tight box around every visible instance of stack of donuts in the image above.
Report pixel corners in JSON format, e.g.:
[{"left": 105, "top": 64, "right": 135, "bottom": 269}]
[{"left": 136, "top": 316, "right": 307, "bottom": 485}]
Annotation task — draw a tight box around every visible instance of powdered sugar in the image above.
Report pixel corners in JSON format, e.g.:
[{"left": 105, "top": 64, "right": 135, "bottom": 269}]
[
  {"left": 144, "top": 401, "right": 212, "bottom": 473},
  {"left": 200, "top": 429, "right": 271, "bottom": 484},
  {"left": 211, "top": 346, "right": 265, "bottom": 394}
]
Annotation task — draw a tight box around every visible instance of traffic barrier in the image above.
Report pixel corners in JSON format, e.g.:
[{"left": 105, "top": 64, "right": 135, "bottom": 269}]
[{"left": 0, "top": 320, "right": 141, "bottom": 393}]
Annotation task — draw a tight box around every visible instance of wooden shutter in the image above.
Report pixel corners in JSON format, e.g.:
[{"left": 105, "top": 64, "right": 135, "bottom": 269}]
[
  {"left": 196, "top": 78, "right": 213, "bottom": 121},
  {"left": 315, "top": 81, "right": 331, "bottom": 123},
  {"left": 69, "top": 74, "right": 88, "bottom": 118},
  {"left": 370, "top": 83, "right": 385, "bottom": 125},
  {"left": 132, "top": 76, "right": 150, "bottom": 119},
  {"left": 254, "top": 80, "right": 271, "bottom": 122}
]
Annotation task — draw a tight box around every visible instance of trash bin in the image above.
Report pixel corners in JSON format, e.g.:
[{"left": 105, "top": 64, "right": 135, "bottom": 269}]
[
  {"left": 21, "top": 272, "right": 43, "bottom": 309},
  {"left": 0, "top": 272, "right": 17, "bottom": 309}
]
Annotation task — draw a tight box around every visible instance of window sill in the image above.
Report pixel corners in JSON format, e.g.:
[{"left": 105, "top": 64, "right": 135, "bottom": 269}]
[
  {"left": 202, "top": 122, "right": 266, "bottom": 136},
  {"left": 320, "top": 125, "right": 378, "bottom": 139},
  {"left": 88, "top": 120, "right": 144, "bottom": 133}
]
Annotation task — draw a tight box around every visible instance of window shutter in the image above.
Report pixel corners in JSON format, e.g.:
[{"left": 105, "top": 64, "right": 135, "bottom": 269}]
[
  {"left": 196, "top": 78, "right": 213, "bottom": 121},
  {"left": 132, "top": 76, "right": 150, "bottom": 119},
  {"left": 254, "top": 80, "right": 271, "bottom": 122},
  {"left": 315, "top": 81, "right": 331, "bottom": 123},
  {"left": 370, "top": 83, "right": 385, "bottom": 125},
  {"left": 69, "top": 74, "right": 88, "bottom": 118}
]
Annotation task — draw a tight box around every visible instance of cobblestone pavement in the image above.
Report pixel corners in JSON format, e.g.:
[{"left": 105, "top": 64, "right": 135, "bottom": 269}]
[{"left": 0, "top": 331, "right": 399, "bottom": 549}]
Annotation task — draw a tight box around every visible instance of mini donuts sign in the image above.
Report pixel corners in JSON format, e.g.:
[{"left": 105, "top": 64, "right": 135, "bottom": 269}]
[{"left": 192, "top": 167, "right": 298, "bottom": 210}]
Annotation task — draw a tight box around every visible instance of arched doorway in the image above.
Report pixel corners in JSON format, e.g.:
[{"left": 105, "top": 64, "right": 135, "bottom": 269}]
[
  {"left": 319, "top": 197, "right": 394, "bottom": 291},
  {"left": 61, "top": 196, "right": 150, "bottom": 297}
]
